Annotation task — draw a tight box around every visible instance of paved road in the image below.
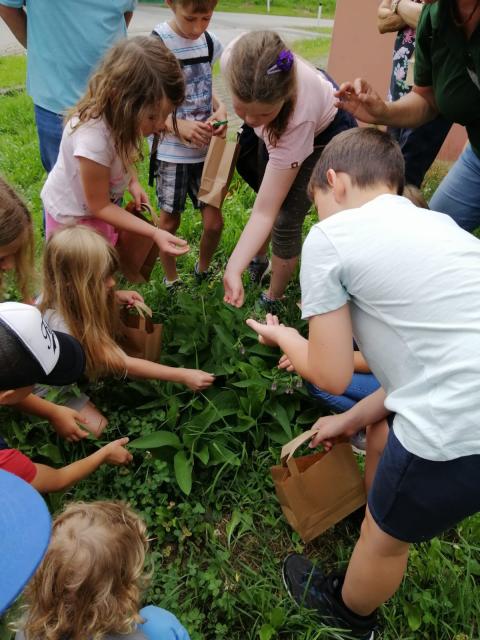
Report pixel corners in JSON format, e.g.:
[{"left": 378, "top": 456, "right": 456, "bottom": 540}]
[{"left": 0, "top": 5, "right": 333, "bottom": 55}]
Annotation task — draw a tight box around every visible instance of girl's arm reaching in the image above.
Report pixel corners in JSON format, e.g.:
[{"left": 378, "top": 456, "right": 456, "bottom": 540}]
[
  {"left": 14, "top": 394, "right": 89, "bottom": 442},
  {"left": 124, "top": 355, "right": 215, "bottom": 392},
  {"left": 78, "top": 157, "right": 189, "bottom": 257},
  {"left": 31, "top": 437, "right": 132, "bottom": 493},
  {"left": 224, "top": 163, "right": 301, "bottom": 307}
]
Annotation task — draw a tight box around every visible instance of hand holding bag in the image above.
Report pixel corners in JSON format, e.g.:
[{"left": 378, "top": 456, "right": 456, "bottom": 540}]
[
  {"left": 270, "top": 429, "right": 366, "bottom": 542},
  {"left": 198, "top": 133, "right": 241, "bottom": 209},
  {"left": 116, "top": 203, "right": 161, "bottom": 283},
  {"left": 117, "top": 302, "right": 163, "bottom": 362}
]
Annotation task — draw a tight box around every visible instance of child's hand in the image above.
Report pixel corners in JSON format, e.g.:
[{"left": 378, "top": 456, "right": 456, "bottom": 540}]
[
  {"left": 207, "top": 103, "right": 228, "bottom": 137},
  {"left": 153, "top": 228, "right": 190, "bottom": 257},
  {"left": 181, "top": 369, "right": 215, "bottom": 391},
  {"left": 115, "top": 290, "right": 144, "bottom": 307},
  {"left": 128, "top": 178, "right": 149, "bottom": 211},
  {"left": 178, "top": 119, "right": 212, "bottom": 147},
  {"left": 102, "top": 437, "right": 133, "bottom": 465},
  {"left": 50, "top": 405, "right": 90, "bottom": 442},
  {"left": 278, "top": 353, "right": 296, "bottom": 373},
  {"left": 309, "top": 413, "right": 356, "bottom": 451},
  {"left": 246, "top": 313, "right": 296, "bottom": 348},
  {"left": 223, "top": 269, "right": 245, "bottom": 307}
]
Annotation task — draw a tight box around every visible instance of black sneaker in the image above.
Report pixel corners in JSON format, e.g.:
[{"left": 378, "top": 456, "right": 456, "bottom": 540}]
[
  {"left": 248, "top": 257, "right": 271, "bottom": 284},
  {"left": 163, "top": 276, "right": 183, "bottom": 291},
  {"left": 282, "top": 554, "right": 376, "bottom": 640},
  {"left": 258, "top": 291, "right": 284, "bottom": 315},
  {"left": 194, "top": 262, "right": 210, "bottom": 283}
]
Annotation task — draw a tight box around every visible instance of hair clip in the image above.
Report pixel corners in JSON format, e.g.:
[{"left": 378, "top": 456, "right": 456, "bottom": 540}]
[{"left": 266, "top": 49, "right": 294, "bottom": 75}]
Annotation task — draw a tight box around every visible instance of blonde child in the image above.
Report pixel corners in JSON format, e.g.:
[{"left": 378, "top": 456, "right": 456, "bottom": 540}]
[
  {"left": 0, "top": 301, "right": 131, "bottom": 493},
  {"left": 39, "top": 226, "right": 214, "bottom": 391},
  {"left": 151, "top": 0, "right": 226, "bottom": 286},
  {"left": 41, "top": 36, "right": 189, "bottom": 260},
  {"left": 221, "top": 30, "right": 357, "bottom": 309},
  {"left": 16, "top": 501, "right": 190, "bottom": 640}
]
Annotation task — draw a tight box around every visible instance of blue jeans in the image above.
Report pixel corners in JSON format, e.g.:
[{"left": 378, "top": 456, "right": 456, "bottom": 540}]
[
  {"left": 306, "top": 373, "right": 380, "bottom": 413},
  {"left": 34, "top": 105, "right": 64, "bottom": 173},
  {"left": 429, "top": 143, "right": 480, "bottom": 232}
]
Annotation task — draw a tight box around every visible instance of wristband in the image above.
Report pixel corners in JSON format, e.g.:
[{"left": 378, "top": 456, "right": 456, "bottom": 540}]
[{"left": 391, "top": 0, "right": 401, "bottom": 13}]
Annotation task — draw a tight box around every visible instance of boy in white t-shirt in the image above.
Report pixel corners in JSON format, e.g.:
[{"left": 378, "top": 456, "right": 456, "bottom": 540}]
[
  {"left": 247, "top": 127, "right": 480, "bottom": 639},
  {"left": 151, "top": 0, "right": 226, "bottom": 286}
]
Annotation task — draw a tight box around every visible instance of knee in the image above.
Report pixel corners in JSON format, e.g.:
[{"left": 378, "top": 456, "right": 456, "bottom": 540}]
[
  {"left": 160, "top": 213, "right": 180, "bottom": 233},
  {"left": 203, "top": 212, "right": 224, "bottom": 235}
]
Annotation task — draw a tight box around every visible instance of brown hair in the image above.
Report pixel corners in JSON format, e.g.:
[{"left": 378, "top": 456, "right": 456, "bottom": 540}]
[
  {"left": 226, "top": 31, "right": 296, "bottom": 146},
  {"left": 70, "top": 36, "right": 185, "bottom": 169},
  {"left": 171, "top": 0, "right": 217, "bottom": 10},
  {"left": 39, "top": 227, "right": 125, "bottom": 379},
  {"left": 308, "top": 127, "right": 405, "bottom": 197},
  {"left": 0, "top": 177, "right": 35, "bottom": 300},
  {"left": 19, "top": 501, "right": 150, "bottom": 640},
  {"left": 403, "top": 183, "right": 429, "bottom": 208}
]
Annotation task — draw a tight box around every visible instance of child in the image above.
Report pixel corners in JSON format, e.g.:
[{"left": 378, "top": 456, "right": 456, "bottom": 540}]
[
  {"left": 0, "top": 301, "right": 132, "bottom": 493},
  {"left": 41, "top": 36, "right": 189, "bottom": 259},
  {"left": 39, "top": 226, "right": 215, "bottom": 391},
  {"left": 16, "top": 501, "right": 190, "bottom": 640},
  {"left": 151, "top": 0, "right": 226, "bottom": 286},
  {"left": 0, "top": 176, "right": 34, "bottom": 302},
  {"left": 221, "top": 30, "right": 356, "bottom": 309},
  {"left": 247, "top": 127, "right": 480, "bottom": 639},
  {"left": 0, "top": 177, "right": 98, "bottom": 441}
]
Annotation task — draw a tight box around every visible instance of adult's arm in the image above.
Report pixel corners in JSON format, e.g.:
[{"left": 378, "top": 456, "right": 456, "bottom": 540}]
[
  {"left": 0, "top": 5, "right": 26, "bottom": 47},
  {"left": 396, "top": 0, "right": 423, "bottom": 29},
  {"left": 223, "top": 163, "right": 300, "bottom": 306},
  {"left": 335, "top": 78, "right": 438, "bottom": 128},
  {"left": 377, "top": 0, "right": 406, "bottom": 33}
]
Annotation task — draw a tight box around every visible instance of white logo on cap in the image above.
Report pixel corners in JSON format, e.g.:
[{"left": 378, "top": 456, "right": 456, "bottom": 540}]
[{"left": 0, "top": 302, "right": 60, "bottom": 374}]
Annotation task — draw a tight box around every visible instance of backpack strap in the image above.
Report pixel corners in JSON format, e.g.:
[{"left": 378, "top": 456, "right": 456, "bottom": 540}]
[{"left": 151, "top": 29, "right": 214, "bottom": 65}]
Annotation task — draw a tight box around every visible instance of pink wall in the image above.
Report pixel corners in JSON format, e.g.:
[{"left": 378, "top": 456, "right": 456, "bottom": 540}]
[{"left": 326, "top": 0, "right": 466, "bottom": 162}]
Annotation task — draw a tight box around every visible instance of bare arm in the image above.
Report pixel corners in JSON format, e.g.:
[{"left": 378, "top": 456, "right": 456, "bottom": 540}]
[
  {"left": 31, "top": 438, "right": 132, "bottom": 493},
  {"left": 224, "top": 163, "right": 300, "bottom": 307},
  {"left": 397, "top": 0, "right": 423, "bottom": 29},
  {"left": 377, "top": 0, "right": 406, "bottom": 33},
  {"left": 124, "top": 355, "right": 215, "bottom": 391},
  {"left": 354, "top": 351, "right": 371, "bottom": 373},
  {"left": 14, "top": 394, "right": 89, "bottom": 441},
  {"left": 335, "top": 78, "right": 438, "bottom": 127},
  {"left": 0, "top": 5, "right": 26, "bottom": 47}
]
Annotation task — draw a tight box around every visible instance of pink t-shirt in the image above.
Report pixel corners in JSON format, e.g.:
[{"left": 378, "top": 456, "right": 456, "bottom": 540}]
[
  {"left": 41, "top": 116, "right": 130, "bottom": 223},
  {"left": 221, "top": 39, "right": 337, "bottom": 170}
]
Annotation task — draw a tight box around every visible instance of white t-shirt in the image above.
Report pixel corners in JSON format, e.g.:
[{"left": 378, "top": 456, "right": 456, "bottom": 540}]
[
  {"left": 41, "top": 117, "right": 130, "bottom": 223},
  {"left": 152, "top": 23, "right": 222, "bottom": 164},
  {"left": 221, "top": 38, "right": 337, "bottom": 169},
  {"left": 301, "top": 194, "right": 480, "bottom": 462}
]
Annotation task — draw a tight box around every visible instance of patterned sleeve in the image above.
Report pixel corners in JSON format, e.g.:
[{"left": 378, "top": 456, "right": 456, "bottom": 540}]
[{"left": 300, "top": 225, "right": 350, "bottom": 320}]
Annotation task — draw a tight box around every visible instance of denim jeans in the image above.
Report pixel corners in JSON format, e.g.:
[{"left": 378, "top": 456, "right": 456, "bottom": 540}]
[
  {"left": 306, "top": 373, "right": 380, "bottom": 413},
  {"left": 34, "top": 104, "right": 64, "bottom": 173},
  {"left": 429, "top": 144, "right": 480, "bottom": 232}
]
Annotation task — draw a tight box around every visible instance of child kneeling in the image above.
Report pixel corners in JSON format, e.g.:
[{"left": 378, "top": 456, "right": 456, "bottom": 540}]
[{"left": 16, "top": 501, "right": 190, "bottom": 640}]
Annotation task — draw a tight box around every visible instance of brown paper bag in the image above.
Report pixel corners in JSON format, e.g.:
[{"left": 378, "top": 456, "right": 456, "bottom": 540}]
[
  {"left": 198, "top": 134, "right": 240, "bottom": 209},
  {"left": 271, "top": 429, "right": 366, "bottom": 542},
  {"left": 117, "top": 302, "right": 163, "bottom": 362},
  {"left": 116, "top": 203, "right": 161, "bottom": 283}
]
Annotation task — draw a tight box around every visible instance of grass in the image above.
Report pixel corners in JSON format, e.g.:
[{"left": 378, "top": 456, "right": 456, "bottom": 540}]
[
  {"left": 140, "top": 0, "right": 337, "bottom": 19},
  {"left": 0, "top": 42, "right": 478, "bottom": 640}
]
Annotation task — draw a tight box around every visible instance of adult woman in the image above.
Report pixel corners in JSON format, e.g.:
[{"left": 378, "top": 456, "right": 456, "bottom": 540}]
[{"left": 338, "top": 0, "right": 480, "bottom": 231}]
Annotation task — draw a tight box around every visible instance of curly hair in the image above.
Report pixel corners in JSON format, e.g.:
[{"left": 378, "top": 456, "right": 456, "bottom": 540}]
[
  {"left": 226, "top": 31, "right": 297, "bottom": 146},
  {"left": 39, "top": 226, "right": 125, "bottom": 379},
  {"left": 18, "top": 501, "right": 150, "bottom": 640},
  {"left": 0, "top": 176, "right": 35, "bottom": 301},
  {"left": 70, "top": 35, "right": 185, "bottom": 170}
]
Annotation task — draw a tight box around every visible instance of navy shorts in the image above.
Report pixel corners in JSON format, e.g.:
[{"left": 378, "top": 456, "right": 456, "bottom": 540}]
[{"left": 368, "top": 427, "right": 480, "bottom": 543}]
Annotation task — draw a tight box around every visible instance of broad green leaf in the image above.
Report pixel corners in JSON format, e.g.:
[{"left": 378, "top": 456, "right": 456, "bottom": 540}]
[
  {"left": 129, "top": 431, "right": 181, "bottom": 449},
  {"left": 195, "top": 444, "right": 210, "bottom": 465},
  {"left": 266, "top": 402, "right": 292, "bottom": 439},
  {"left": 174, "top": 450, "right": 193, "bottom": 495},
  {"left": 269, "top": 608, "right": 285, "bottom": 629},
  {"left": 226, "top": 509, "right": 242, "bottom": 546},
  {"left": 259, "top": 623, "right": 276, "bottom": 640},
  {"left": 209, "top": 442, "right": 241, "bottom": 466},
  {"left": 213, "top": 323, "right": 235, "bottom": 348},
  {"left": 405, "top": 603, "right": 422, "bottom": 631},
  {"left": 233, "top": 379, "right": 264, "bottom": 388},
  {"left": 38, "top": 443, "right": 63, "bottom": 465}
]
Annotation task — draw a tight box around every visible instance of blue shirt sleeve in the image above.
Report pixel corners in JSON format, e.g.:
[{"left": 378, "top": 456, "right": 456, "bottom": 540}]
[{"left": 138, "top": 605, "right": 191, "bottom": 640}]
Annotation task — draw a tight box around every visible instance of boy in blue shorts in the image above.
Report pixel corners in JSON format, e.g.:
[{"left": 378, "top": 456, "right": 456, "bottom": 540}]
[
  {"left": 151, "top": 0, "right": 226, "bottom": 286},
  {"left": 247, "top": 127, "right": 480, "bottom": 639}
]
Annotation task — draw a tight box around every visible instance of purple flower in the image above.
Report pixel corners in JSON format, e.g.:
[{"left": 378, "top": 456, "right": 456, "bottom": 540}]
[{"left": 277, "top": 49, "right": 294, "bottom": 72}]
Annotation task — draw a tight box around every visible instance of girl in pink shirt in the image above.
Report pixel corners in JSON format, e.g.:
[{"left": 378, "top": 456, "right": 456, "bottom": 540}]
[{"left": 221, "top": 31, "right": 356, "bottom": 308}]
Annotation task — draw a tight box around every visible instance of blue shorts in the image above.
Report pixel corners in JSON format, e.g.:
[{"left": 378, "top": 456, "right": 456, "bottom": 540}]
[{"left": 368, "top": 427, "right": 480, "bottom": 543}]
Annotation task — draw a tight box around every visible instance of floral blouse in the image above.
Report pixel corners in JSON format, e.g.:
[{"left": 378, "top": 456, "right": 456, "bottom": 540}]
[{"left": 389, "top": 0, "right": 423, "bottom": 101}]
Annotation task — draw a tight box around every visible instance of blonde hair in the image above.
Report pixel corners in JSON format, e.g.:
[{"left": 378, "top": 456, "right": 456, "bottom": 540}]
[
  {"left": 226, "top": 31, "right": 296, "bottom": 146},
  {"left": 70, "top": 36, "right": 185, "bottom": 169},
  {"left": 39, "top": 226, "right": 125, "bottom": 379},
  {"left": 0, "top": 177, "right": 35, "bottom": 300},
  {"left": 19, "top": 501, "right": 150, "bottom": 640},
  {"left": 403, "top": 183, "right": 429, "bottom": 209}
]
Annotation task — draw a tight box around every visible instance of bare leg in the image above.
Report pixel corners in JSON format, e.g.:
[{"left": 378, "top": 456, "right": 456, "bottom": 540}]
[
  {"left": 158, "top": 211, "right": 181, "bottom": 281},
  {"left": 342, "top": 506, "right": 410, "bottom": 615},
  {"left": 365, "top": 418, "right": 389, "bottom": 493},
  {"left": 198, "top": 205, "right": 224, "bottom": 272},
  {"left": 266, "top": 254, "right": 298, "bottom": 299}
]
